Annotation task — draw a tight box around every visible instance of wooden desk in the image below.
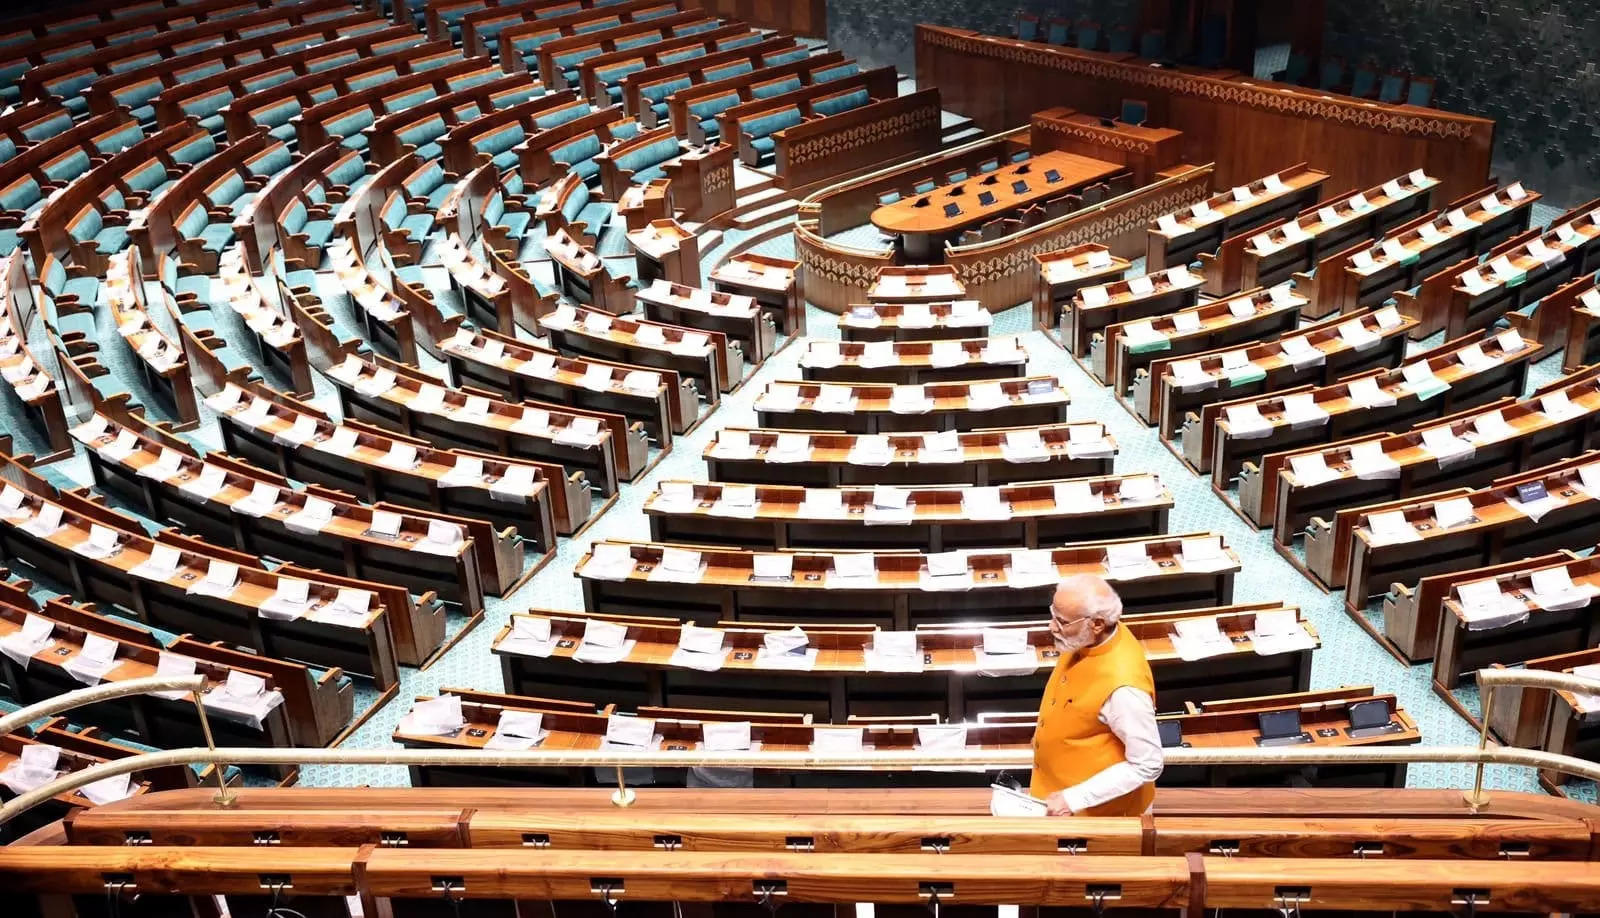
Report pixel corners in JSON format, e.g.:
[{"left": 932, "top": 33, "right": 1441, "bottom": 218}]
[
  {"left": 798, "top": 336, "right": 1029, "bottom": 386},
  {"left": 1033, "top": 244, "right": 1130, "bottom": 334},
  {"left": 867, "top": 266, "right": 967, "bottom": 304},
  {"left": 492, "top": 603, "right": 1312, "bottom": 721},
  {"left": 617, "top": 178, "right": 672, "bottom": 231},
  {"left": 1145, "top": 163, "right": 1329, "bottom": 276},
  {"left": 1031, "top": 107, "right": 1181, "bottom": 186},
  {"left": 576, "top": 536, "right": 1239, "bottom": 630},
  {"left": 627, "top": 218, "right": 701, "bottom": 288},
  {"left": 704, "top": 423, "right": 1117, "bottom": 488},
  {"left": 754, "top": 377, "right": 1070, "bottom": 434},
  {"left": 841, "top": 301, "right": 991, "bottom": 342},
  {"left": 641, "top": 474, "right": 1170, "bottom": 552},
  {"left": 709, "top": 253, "right": 804, "bottom": 337},
  {"left": 1203, "top": 329, "right": 1540, "bottom": 484},
  {"left": 636, "top": 280, "right": 776, "bottom": 367},
  {"left": 1386, "top": 550, "right": 1579, "bottom": 667},
  {"left": 870, "top": 151, "right": 1121, "bottom": 259}
]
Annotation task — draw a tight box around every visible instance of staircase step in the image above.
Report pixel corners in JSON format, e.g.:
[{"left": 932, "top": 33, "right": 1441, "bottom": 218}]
[
  {"left": 731, "top": 196, "right": 799, "bottom": 230},
  {"left": 942, "top": 125, "right": 987, "bottom": 148}
]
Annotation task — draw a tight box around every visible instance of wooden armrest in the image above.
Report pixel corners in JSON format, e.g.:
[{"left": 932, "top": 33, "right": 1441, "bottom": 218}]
[{"left": 206, "top": 207, "right": 230, "bottom": 221}]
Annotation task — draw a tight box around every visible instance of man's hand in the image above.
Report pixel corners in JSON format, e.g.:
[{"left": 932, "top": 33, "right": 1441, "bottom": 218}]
[{"left": 1045, "top": 792, "right": 1073, "bottom": 816}]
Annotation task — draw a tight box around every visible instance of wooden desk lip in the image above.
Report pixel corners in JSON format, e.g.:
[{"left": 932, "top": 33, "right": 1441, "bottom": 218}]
[{"left": 868, "top": 150, "right": 1123, "bottom": 235}]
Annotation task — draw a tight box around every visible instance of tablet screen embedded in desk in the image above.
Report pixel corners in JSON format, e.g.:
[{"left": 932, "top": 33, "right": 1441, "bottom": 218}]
[{"left": 1011, "top": 180, "right": 1029, "bottom": 194}]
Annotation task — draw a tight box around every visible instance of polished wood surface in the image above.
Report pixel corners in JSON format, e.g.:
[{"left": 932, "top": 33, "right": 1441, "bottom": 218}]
[
  {"left": 1032, "top": 106, "right": 1183, "bottom": 185},
  {"left": 870, "top": 150, "right": 1122, "bottom": 236},
  {"left": 915, "top": 25, "right": 1495, "bottom": 201}
]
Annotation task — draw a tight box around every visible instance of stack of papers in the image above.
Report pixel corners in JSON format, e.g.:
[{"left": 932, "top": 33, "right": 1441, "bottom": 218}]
[
  {"left": 962, "top": 486, "right": 1011, "bottom": 521},
  {"left": 670, "top": 623, "right": 728, "bottom": 672},
  {"left": 501, "top": 616, "right": 557, "bottom": 658},
  {"left": 650, "top": 547, "right": 705, "bottom": 583},
  {"left": 1281, "top": 393, "right": 1329, "bottom": 428},
  {"left": 756, "top": 628, "right": 817, "bottom": 670},
  {"left": 920, "top": 429, "right": 962, "bottom": 462},
  {"left": 712, "top": 430, "right": 756, "bottom": 460},
  {"left": 1180, "top": 536, "right": 1231, "bottom": 572},
  {"left": 859, "top": 340, "right": 898, "bottom": 369},
  {"left": 401, "top": 694, "right": 465, "bottom": 736},
  {"left": 1001, "top": 429, "right": 1048, "bottom": 463},
  {"left": 1349, "top": 441, "right": 1400, "bottom": 480},
  {"left": 1249, "top": 610, "right": 1316, "bottom": 656},
  {"left": 1224, "top": 404, "right": 1273, "bottom": 439},
  {"left": 803, "top": 342, "right": 842, "bottom": 369},
  {"left": 1527, "top": 565, "right": 1598, "bottom": 612},
  {"left": 826, "top": 552, "right": 878, "bottom": 588},
  {"left": 1104, "top": 541, "right": 1158, "bottom": 580},
  {"left": 1008, "top": 549, "right": 1058, "bottom": 589},
  {"left": 768, "top": 432, "right": 811, "bottom": 463},
  {"left": 889, "top": 385, "right": 935, "bottom": 415},
  {"left": 799, "top": 488, "right": 845, "bottom": 519},
  {"left": 1279, "top": 336, "right": 1323, "bottom": 369},
  {"left": 1170, "top": 617, "right": 1233, "bottom": 661},
  {"left": 1402, "top": 362, "right": 1450, "bottom": 401},
  {"left": 1420, "top": 425, "right": 1474, "bottom": 465},
  {"left": 576, "top": 619, "right": 636, "bottom": 664},
  {"left": 1365, "top": 510, "right": 1420, "bottom": 546},
  {"left": 1288, "top": 453, "right": 1340, "bottom": 487},
  {"left": 1066, "top": 423, "right": 1113, "bottom": 459},
  {"left": 848, "top": 433, "right": 896, "bottom": 466},
  {"left": 968, "top": 382, "right": 1010, "bottom": 411},
  {"left": 582, "top": 543, "right": 636, "bottom": 580},
  {"left": 486, "top": 710, "right": 547, "bottom": 751},
  {"left": 864, "top": 630, "right": 922, "bottom": 672},
  {"left": 1453, "top": 579, "right": 1528, "bottom": 630},
  {"left": 1347, "top": 376, "right": 1397, "bottom": 409},
  {"left": 814, "top": 384, "right": 857, "bottom": 414},
  {"left": 920, "top": 550, "right": 971, "bottom": 590}
]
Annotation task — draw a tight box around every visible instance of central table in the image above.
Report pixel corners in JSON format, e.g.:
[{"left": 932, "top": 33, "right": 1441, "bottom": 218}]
[{"left": 870, "top": 150, "right": 1123, "bottom": 260}]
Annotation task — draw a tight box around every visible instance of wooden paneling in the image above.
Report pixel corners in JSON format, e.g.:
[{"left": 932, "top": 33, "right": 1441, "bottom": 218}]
[
  {"left": 915, "top": 26, "right": 1494, "bottom": 203},
  {"left": 685, "top": 0, "right": 825, "bottom": 37}
]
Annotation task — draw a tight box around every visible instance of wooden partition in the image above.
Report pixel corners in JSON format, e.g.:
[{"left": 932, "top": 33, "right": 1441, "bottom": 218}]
[
  {"left": 686, "top": 0, "right": 825, "bottom": 36},
  {"left": 915, "top": 25, "right": 1495, "bottom": 201}
]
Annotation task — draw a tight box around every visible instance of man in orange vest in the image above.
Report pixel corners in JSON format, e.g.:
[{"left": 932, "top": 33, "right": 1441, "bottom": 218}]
[{"left": 1031, "top": 574, "right": 1163, "bottom": 816}]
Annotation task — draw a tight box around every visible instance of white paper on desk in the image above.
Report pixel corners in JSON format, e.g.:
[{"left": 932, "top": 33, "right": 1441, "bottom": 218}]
[
  {"left": 64, "top": 633, "right": 119, "bottom": 685},
  {"left": 478, "top": 338, "right": 504, "bottom": 363},
  {"left": 366, "top": 509, "right": 402, "bottom": 539},
  {"left": 1338, "top": 320, "right": 1380, "bottom": 352},
  {"left": 1229, "top": 296, "right": 1261, "bottom": 319},
  {"left": 672, "top": 331, "right": 711, "bottom": 356},
  {"left": 135, "top": 447, "right": 185, "bottom": 482},
  {"left": 1346, "top": 440, "right": 1398, "bottom": 480},
  {"left": 127, "top": 542, "right": 182, "bottom": 583},
  {"left": 604, "top": 714, "right": 656, "bottom": 747},
  {"left": 405, "top": 695, "right": 465, "bottom": 736},
  {"left": 322, "top": 427, "right": 360, "bottom": 456},
  {"left": 800, "top": 488, "right": 845, "bottom": 518},
  {"left": 1170, "top": 360, "right": 1213, "bottom": 391},
  {"left": 828, "top": 552, "right": 877, "bottom": 586},
  {"left": 1344, "top": 376, "right": 1395, "bottom": 410},
  {"left": 1220, "top": 349, "right": 1251, "bottom": 371},
  {"left": 1542, "top": 390, "right": 1585, "bottom": 421},
  {"left": 1288, "top": 453, "right": 1339, "bottom": 487},
  {"left": 1432, "top": 497, "right": 1475, "bottom": 529},
  {"left": 1224, "top": 404, "right": 1273, "bottom": 438},
  {"left": 1165, "top": 310, "right": 1199, "bottom": 335},
  {"left": 969, "top": 381, "right": 1008, "bottom": 410},
  {"left": 803, "top": 341, "right": 842, "bottom": 368},
  {"left": 1488, "top": 256, "right": 1520, "bottom": 280},
  {"left": 1231, "top": 185, "right": 1253, "bottom": 203},
  {"left": 811, "top": 727, "right": 864, "bottom": 754},
  {"left": 0, "top": 614, "right": 54, "bottom": 668},
  {"left": 916, "top": 724, "right": 968, "bottom": 750},
  {"left": 1408, "top": 169, "right": 1429, "bottom": 187},
  {"left": 580, "top": 362, "right": 613, "bottom": 392},
  {"left": 1455, "top": 579, "right": 1528, "bottom": 630},
  {"left": 1280, "top": 335, "right": 1323, "bottom": 368},
  {"left": 1119, "top": 474, "right": 1162, "bottom": 502},
  {"left": 1400, "top": 361, "right": 1448, "bottom": 399},
  {"left": 1249, "top": 620, "right": 1316, "bottom": 655},
  {"left": 1008, "top": 549, "right": 1057, "bottom": 588},
  {"left": 650, "top": 546, "right": 703, "bottom": 583},
  {"left": 1456, "top": 343, "right": 1497, "bottom": 372},
  {"left": 752, "top": 553, "right": 794, "bottom": 580},
  {"left": 1080, "top": 285, "right": 1110, "bottom": 307},
  {"left": 1053, "top": 480, "right": 1096, "bottom": 512},
  {"left": 709, "top": 429, "right": 755, "bottom": 461},
  {"left": 186, "top": 558, "right": 239, "bottom": 599},
  {"left": 1122, "top": 320, "right": 1163, "bottom": 348},
  {"left": 1529, "top": 567, "right": 1597, "bottom": 612},
  {"left": 1569, "top": 664, "right": 1600, "bottom": 712},
  {"left": 1104, "top": 541, "right": 1152, "bottom": 574},
  {"left": 815, "top": 383, "right": 857, "bottom": 413},
  {"left": 1181, "top": 536, "right": 1230, "bottom": 571},
  {"left": 1420, "top": 425, "right": 1474, "bottom": 465},
  {"left": 1458, "top": 268, "right": 1491, "bottom": 294},
  {"left": 416, "top": 519, "right": 462, "bottom": 555},
  {"left": 1349, "top": 192, "right": 1371, "bottom": 211},
  {"left": 556, "top": 416, "right": 604, "bottom": 445},
  {"left": 409, "top": 385, "right": 448, "bottom": 416},
  {"left": 1317, "top": 205, "right": 1341, "bottom": 225},
  {"left": 1127, "top": 275, "right": 1155, "bottom": 297},
  {"left": 1156, "top": 213, "right": 1181, "bottom": 235},
  {"left": 97, "top": 430, "right": 139, "bottom": 463},
  {"left": 849, "top": 433, "right": 895, "bottom": 466},
  {"left": 925, "top": 551, "right": 968, "bottom": 578},
  {"left": 699, "top": 720, "right": 752, "bottom": 752},
  {"left": 492, "top": 711, "right": 546, "bottom": 747},
  {"left": 274, "top": 414, "right": 320, "bottom": 448},
  {"left": 376, "top": 441, "right": 416, "bottom": 470},
  {"left": 1192, "top": 201, "right": 1219, "bottom": 222},
  {"left": 355, "top": 369, "right": 397, "bottom": 399},
  {"left": 582, "top": 312, "right": 613, "bottom": 334},
  {"left": 1418, "top": 221, "right": 1446, "bottom": 244},
  {"left": 1507, "top": 181, "right": 1528, "bottom": 201},
  {"left": 1471, "top": 410, "right": 1516, "bottom": 443},
  {"left": 78, "top": 773, "right": 134, "bottom": 805},
  {"left": 866, "top": 632, "right": 923, "bottom": 671},
  {"left": 206, "top": 384, "right": 244, "bottom": 413},
  {"left": 259, "top": 577, "right": 311, "bottom": 622},
  {"left": 490, "top": 464, "right": 538, "bottom": 503},
  {"left": 1170, "top": 616, "right": 1232, "bottom": 661},
  {"left": 859, "top": 340, "right": 897, "bottom": 368},
  {"left": 889, "top": 385, "right": 934, "bottom": 414},
  {"left": 1351, "top": 249, "right": 1377, "bottom": 271},
  {"left": 1002, "top": 429, "right": 1048, "bottom": 462},
  {"left": 72, "top": 524, "right": 121, "bottom": 560},
  {"left": 1366, "top": 510, "right": 1421, "bottom": 546},
  {"left": 1282, "top": 393, "right": 1330, "bottom": 429},
  {"left": 231, "top": 481, "right": 281, "bottom": 518},
  {"left": 931, "top": 340, "right": 968, "bottom": 368},
  {"left": 921, "top": 429, "right": 960, "bottom": 459},
  {"left": 1507, "top": 490, "right": 1566, "bottom": 523},
  {"left": 963, "top": 486, "right": 1011, "bottom": 521},
  {"left": 20, "top": 502, "right": 63, "bottom": 538},
  {"left": 634, "top": 323, "right": 667, "bottom": 346},
  {"left": 900, "top": 303, "right": 934, "bottom": 327}
]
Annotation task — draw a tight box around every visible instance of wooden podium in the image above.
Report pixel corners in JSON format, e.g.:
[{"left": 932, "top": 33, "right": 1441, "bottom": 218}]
[{"left": 1030, "top": 106, "right": 1183, "bottom": 186}]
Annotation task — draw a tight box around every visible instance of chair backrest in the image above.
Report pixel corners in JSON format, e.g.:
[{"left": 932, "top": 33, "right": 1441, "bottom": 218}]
[
  {"left": 1351, "top": 66, "right": 1377, "bottom": 97},
  {"left": 1198, "top": 13, "right": 1227, "bottom": 67},
  {"left": 981, "top": 219, "right": 1004, "bottom": 241},
  {"left": 912, "top": 177, "right": 936, "bottom": 194},
  {"left": 946, "top": 169, "right": 968, "bottom": 183},
  {"left": 1045, "top": 19, "right": 1069, "bottom": 45},
  {"left": 1378, "top": 73, "right": 1405, "bottom": 103},
  {"left": 1406, "top": 75, "right": 1435, "bottom": 107},
  {"left": 1319, "top": 57, "right": 1344, "bottom": 89},
  {"left": 1016, "top": 13, "right": 1039, "bottom": 41},
  {"left": 877, "top": 190, "right": 900, "bottom": 206},
  {"left": 958, "top": 229, "right": 983, "bottom": 246},
  {"left": 1107, "top": 26, "right": 1133, "bottom": 53},
  {"left": 978, "top": 158, "right": 1000, "bottom": 173},
  {"left": 1075, "top": 20, "right": 1099, "bottom": 50},
  {"left": 1120, "top": 98, "right": 1148, "bottom": 126},
  {"left": 1139, "top": 29, "right": 1164, "bottom": 60}
]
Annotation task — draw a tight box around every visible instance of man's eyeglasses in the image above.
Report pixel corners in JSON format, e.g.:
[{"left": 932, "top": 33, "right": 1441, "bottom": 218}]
[{"left": 1049, "top": 612, "right": 1092, "bottom": 630}]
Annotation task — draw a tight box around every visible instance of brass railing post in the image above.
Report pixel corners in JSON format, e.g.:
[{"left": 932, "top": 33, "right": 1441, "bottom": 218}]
[
  {"left": 611, "top": 765, "right": 635, "bottom": 807},
  {"left": 1464, "top": 683, "right": 1496, "bottom": 812},
  {"left": 190, "top": 688, "right": 236, "bottom": 809}
]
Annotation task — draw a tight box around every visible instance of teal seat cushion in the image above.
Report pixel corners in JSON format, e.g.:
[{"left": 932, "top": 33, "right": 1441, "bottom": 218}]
[
  {"left": 497, "top": 211, "right": 531, "bottom": 238},
  {"left": 569, "top": 157, "right": 600, "bottom": 182},
  {"left": 64, "top": 275, "right": 99, "bottom": 303},
  {"left": 751, "top": 136, "right": 776, "bottom": 156},
  {"left": 576, "top": 201, "right": 612, "bottom": 231},
  {"left": 632, "top": 164, "right": 667, "bottom": 184},
  {"left": 399, "top": 213, "right": 433, "bottom": 240},
  {"left": 94, "top": 226, "right": 131, "bottom": 255},
  {"left": 812, "top": 89, "right": 869, "bottom": 117},
  {"left": 198, "top": 223, "right": 234, "bottom": 253},
  {"left": 492, "top": 150, "right": 519, "bottom": 171},
  {"left": 744, "top": 107, "right": 802, "bottom": 138},
  {"left": 560, "top": 182, "right": 590, "bottom": 223},
  {"left": 698, "top": 118, "right": 720, "bottom": 139},
  {"left": 303, "top": 219, "right": 335, "bottom": 248}
]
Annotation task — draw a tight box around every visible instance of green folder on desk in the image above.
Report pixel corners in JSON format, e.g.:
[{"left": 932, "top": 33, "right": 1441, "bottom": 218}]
[{"left": 1226, "top": 364, "right": 1267, "bottom": 386}]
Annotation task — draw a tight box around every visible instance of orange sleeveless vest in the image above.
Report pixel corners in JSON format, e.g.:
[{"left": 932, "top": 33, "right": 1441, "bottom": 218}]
[{"left": 1028, "top": 623, "right": 1157, "bottom": 816}]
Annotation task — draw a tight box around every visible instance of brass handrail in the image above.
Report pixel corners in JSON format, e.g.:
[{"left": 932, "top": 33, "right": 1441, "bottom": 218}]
[{"left": 0, "top": 669, "right": 1593, "bottom": 827}]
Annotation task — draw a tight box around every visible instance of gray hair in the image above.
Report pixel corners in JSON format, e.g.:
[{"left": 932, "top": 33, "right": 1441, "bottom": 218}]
[{"left": 1054, "top": 574, "right": 1123, "bottom": 624}]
